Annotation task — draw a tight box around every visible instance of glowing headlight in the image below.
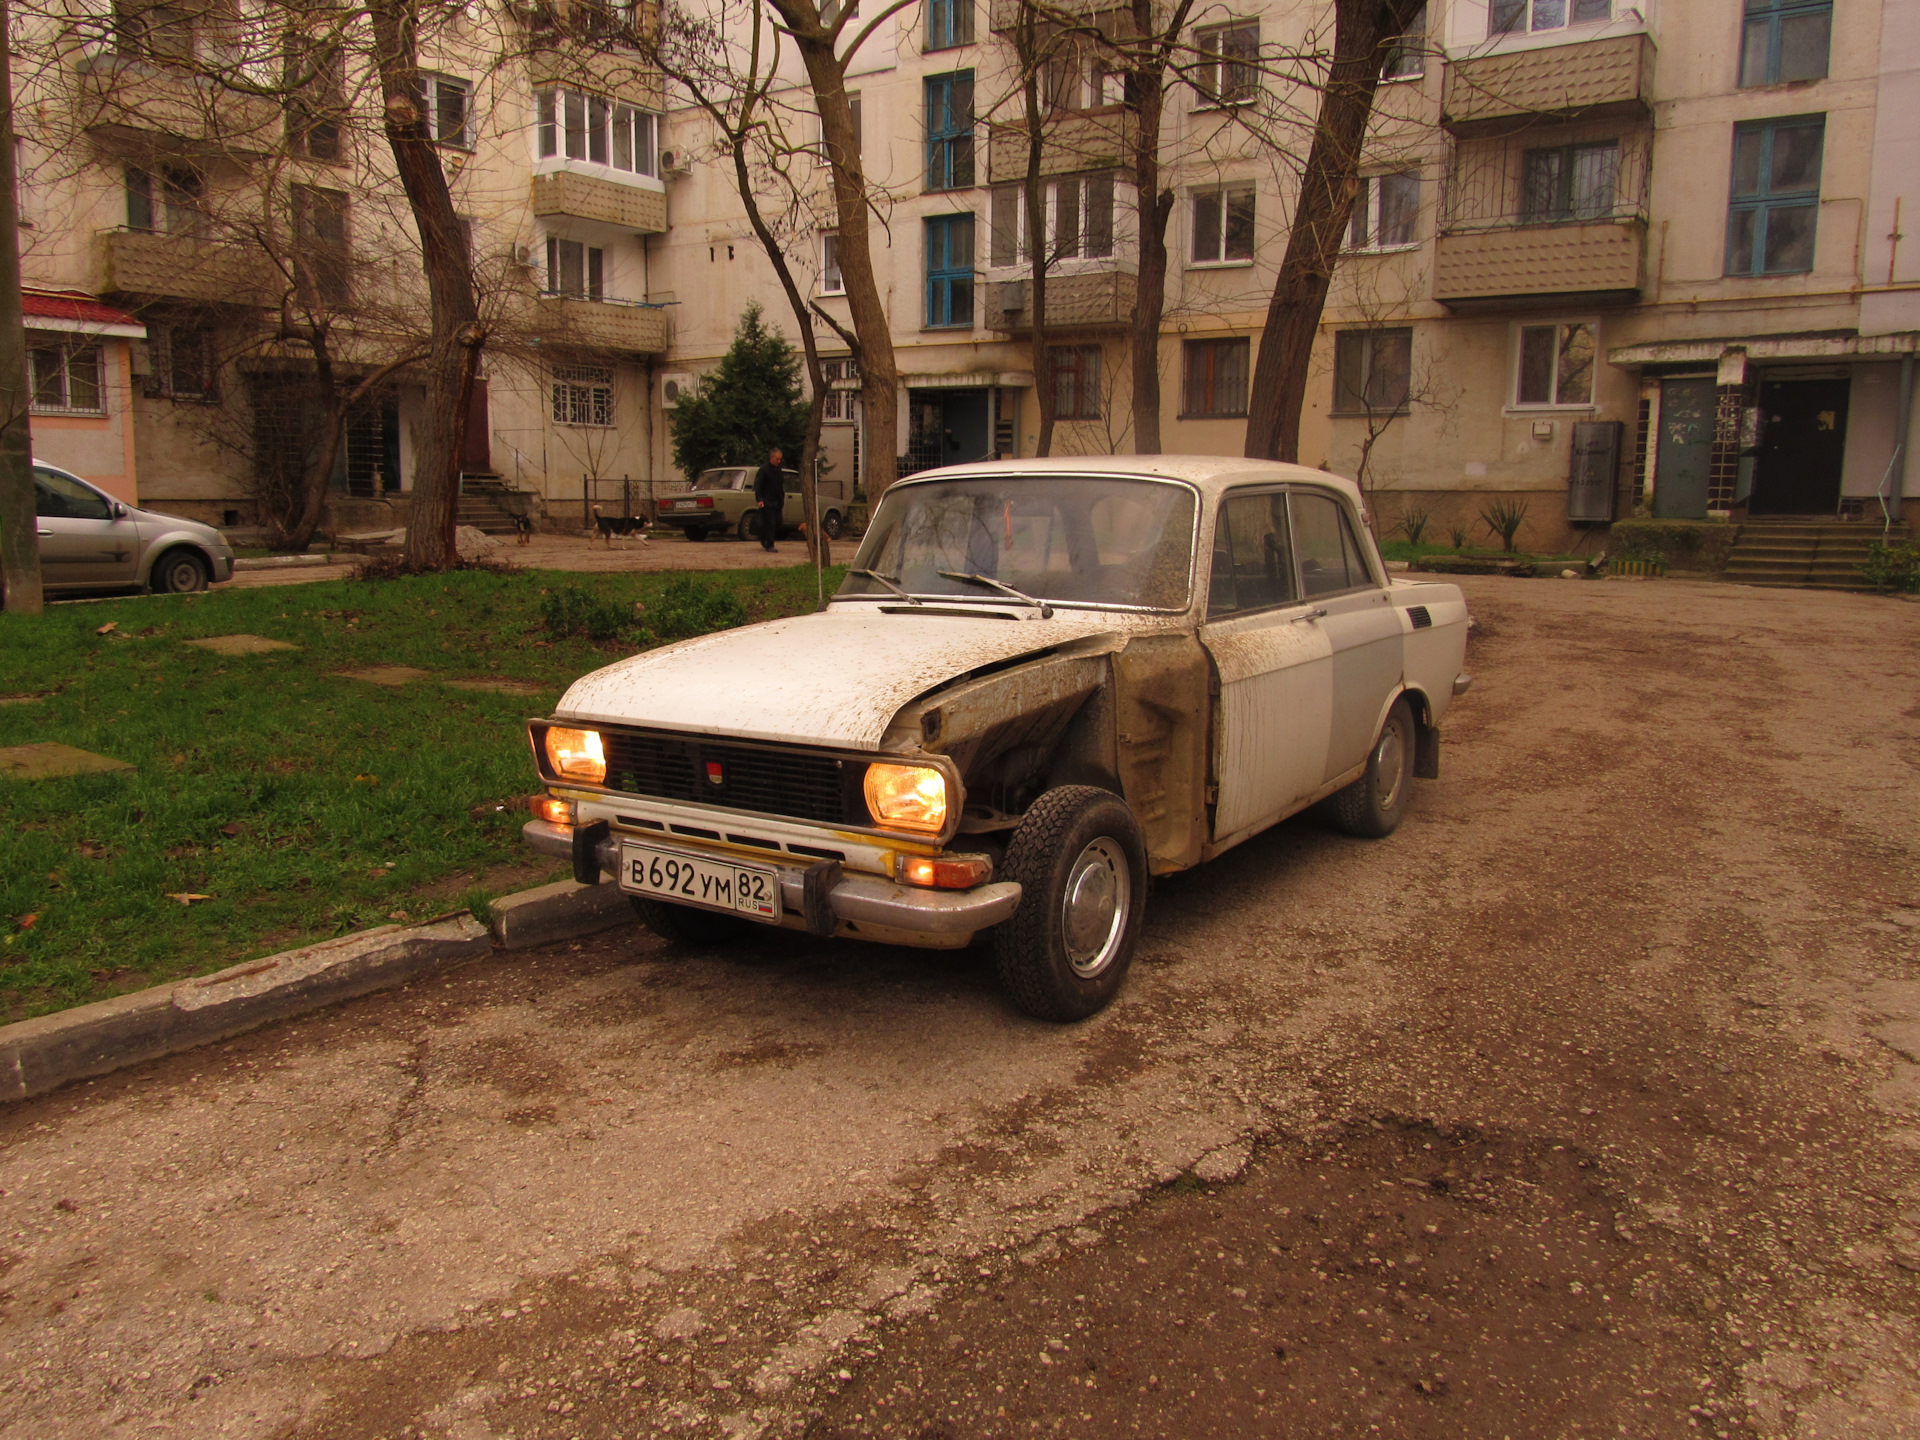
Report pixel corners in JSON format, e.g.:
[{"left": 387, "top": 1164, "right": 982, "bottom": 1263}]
[
  {"left": 544, "top": 727, "right": 606, "bottom": 784},
  {"left": 863, "top": 763, "right": 949, "bottom": 834}
]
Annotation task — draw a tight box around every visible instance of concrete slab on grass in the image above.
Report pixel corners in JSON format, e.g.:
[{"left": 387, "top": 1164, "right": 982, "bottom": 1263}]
[
  {"left": 0, "top": 742, "right": 134, "bottom": 780},
  {"left": 336, "top": 665, "right": 432, "bottom": 687},
  {"left": 0, "top": 914, "right": 490, "bottom": 1101},
  {"left": 444, "top": 678, "right": 546, "bottom": 695},
  {"left": 186, "top": 634, "right": 300, "bottom": 656},
  {"left": 490, "top": 877, "right": 635, "bottom": 949}
]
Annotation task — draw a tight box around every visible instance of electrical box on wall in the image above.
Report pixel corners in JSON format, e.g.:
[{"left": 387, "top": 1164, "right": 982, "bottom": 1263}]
[{"left": 1568, "top": 420, "right": 1622, "bottom": 524}]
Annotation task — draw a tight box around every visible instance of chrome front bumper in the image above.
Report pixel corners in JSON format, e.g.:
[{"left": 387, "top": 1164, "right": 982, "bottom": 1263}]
[{"left": 523, "top": 819, "right": 1021, "bottom": 937}]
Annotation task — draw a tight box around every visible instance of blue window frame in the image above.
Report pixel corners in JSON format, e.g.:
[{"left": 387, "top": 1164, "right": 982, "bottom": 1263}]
[
  {"left": 925, "top": 70, "right": 975, "bottom": 192},
  {"left": 926, "top": 0, "right": 972, "bottom": 51},
  {"left": 925, "top": 214, "right": 975, "bottom": 328},
  {"left": 1740, "top": 0, "right": 1830, "bottom": 87},
  {"left": 1726, "top": 116, "right": 1823, "bottom": 276}
]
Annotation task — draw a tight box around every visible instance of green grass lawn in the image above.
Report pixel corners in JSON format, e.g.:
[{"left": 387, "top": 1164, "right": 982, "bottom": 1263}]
[{"left": 0, "top": 564, "right": 839, "bottom": 1019}]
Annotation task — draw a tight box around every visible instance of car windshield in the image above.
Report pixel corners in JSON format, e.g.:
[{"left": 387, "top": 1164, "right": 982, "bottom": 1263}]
[
  {"left": 697, "top": 468, "right": 749, "bottom": 491},
  {"left": 837, "top": 475, "right": 1198, "bottom": 610}
]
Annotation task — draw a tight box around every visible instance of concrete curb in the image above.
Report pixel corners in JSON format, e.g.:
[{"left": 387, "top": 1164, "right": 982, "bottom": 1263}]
[
  {"left": 230, "top": 554, "right": 353, "bottom": 572},
  {"left": 0, "top": 915, "right": 490, "bottom": 1102},
  {"left": 489, "top": 877, "right": 634, "bottom": 949}
]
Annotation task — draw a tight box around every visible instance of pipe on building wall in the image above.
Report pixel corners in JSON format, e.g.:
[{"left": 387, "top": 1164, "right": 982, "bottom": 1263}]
[{"left": 1885, "top": 351, "right": 1914, "bottom": 530}]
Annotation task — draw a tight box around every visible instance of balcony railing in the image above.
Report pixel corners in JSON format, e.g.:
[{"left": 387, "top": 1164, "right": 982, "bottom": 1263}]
[
  {"left": 1434, "top": 221, "right": 1645, "bottom": 306},
  {"left": 986, "top": 110, "right": 1134, "bottom": 184},
  {"left": 101, "top": 228, "right": 279, "bottom": 306},
  {"left": 985, "top": 270, "right": 1136, "bottom": 332},
  {"left": 530, "top": 170, "right": 667, "bottom": 234},
  {"left": 1442, "top": 32, "right": 1655, "bottom": 132},
  {"left": 76, "top": 56, "right": 281, "bottom": 151},
  {"left": 534, "top": 293, "right": 668, "bottom": 353},
  {"left": 987, "top": 0, "right": 1131, "bottom": 32},
  {"left": 1439, "top": 126, "right": 1651, "bottom": 235}
]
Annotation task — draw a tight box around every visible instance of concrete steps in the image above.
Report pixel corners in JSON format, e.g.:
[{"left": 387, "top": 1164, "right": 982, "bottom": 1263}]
[
  {"left": 456, "top": 473, "right": 522, "bottom": 535},
  {"left": 1723, "top": 520, "right": 1909, "bottom": 591}
]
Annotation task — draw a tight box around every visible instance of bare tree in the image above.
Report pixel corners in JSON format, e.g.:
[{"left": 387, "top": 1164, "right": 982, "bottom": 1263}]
[{"left": 0, "top": 0, "right": 41, "bottom": 613}]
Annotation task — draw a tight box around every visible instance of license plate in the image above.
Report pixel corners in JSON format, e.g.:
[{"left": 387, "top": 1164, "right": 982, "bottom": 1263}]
[{"left": 619, "top": 842, "right": 782, "bottom": 921}]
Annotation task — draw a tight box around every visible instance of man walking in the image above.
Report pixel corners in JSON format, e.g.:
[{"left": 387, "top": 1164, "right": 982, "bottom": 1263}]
[{"left": 752, "top": 447, "right": 785, "bottom": 552}]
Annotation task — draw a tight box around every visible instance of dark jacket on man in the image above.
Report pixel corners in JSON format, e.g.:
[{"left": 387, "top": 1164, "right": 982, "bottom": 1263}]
[{"left": 752, "top": 462, "right": 786, "bottom": 505}]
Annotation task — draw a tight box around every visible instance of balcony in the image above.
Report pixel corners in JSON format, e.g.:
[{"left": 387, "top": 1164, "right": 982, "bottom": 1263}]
[
  {"left": 1434, "top": 220, "right": 1645, "bottom": 308},
  {"left": 1441, "top": 32, "right": 1654, "bottom": 133},
  {"left": 986, "top": 110, "right": 1134, "bottom": 184},
  {"left": 534, "top": 294, "right": 668, "bottom": 353},
  {"left": 531, "top": 170, "right": 666, "bottom": 234},
  {"left": 987, "top": 0, "right": 1129, "bottom": 31},
  {"left": 527, "top": 44, "right": 666, "bottom": 110},
  {"left": 76, "top": 57, "right": 281, "bottom": 154},
  {"left": 101, "top": 228, "right": 279, "bottom": 306},
  {"left": 985, "top": 270, "right": 1136, "bottom": 332}
]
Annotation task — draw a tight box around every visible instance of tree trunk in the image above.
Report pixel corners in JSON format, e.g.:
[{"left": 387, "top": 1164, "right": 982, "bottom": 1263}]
[
  {"left": 0, "top": 0, "right": 42, "bottom": 615},
  {"left": 369, "top": 0, "right": 482, "bottom": 571},
  {"left": 1243, "top": 0, "right": 1423, "bottom": 463},
  {"left": 1122, "top": 0, "right": 1195, "bottom": 456},
  {"left": 1020, "top": 14, "right": 1054, "bottom": 458},
  {"left": 783, "top": 26, "right": 898, "bottom": 501}
]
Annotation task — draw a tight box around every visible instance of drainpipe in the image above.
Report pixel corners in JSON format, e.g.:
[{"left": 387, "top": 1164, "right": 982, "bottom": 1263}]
[{"left": 1887, "top": 350, "right": 1915, "bottom": 534}]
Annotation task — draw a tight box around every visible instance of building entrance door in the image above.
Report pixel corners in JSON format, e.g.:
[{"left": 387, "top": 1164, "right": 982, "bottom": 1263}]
[
  {"left": 1749, "top": 377, "right": 1848, "bottom": 515},
  {"left": 904, "top": 388, "right": 993, "bottom": 474},
  {"left": 1653, "top": 377, "right": 1715, "bottom": 519}
]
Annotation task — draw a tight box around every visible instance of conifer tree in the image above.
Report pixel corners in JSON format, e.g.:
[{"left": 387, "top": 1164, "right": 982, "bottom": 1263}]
[{"left": 668, "top": 304, "right": 810, "bottom": 481}]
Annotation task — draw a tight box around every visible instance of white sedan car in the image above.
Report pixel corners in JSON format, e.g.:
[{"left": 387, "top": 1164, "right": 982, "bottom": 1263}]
[{"left": 525, "top": 457, "right": 1471, "bottom": 1021}]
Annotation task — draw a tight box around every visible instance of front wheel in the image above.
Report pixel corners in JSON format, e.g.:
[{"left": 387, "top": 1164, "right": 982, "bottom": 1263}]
[
  {"left": 151, "top": 548, "right": 210, "bottom": 594},
  {"left": 631, "top": 896, "right": 752, "bottom": 946},
  {"left": 991, "top": 786, "right": 1148, "bottom": 1022},
  {"left": 822, "top": 510, "right": 846, "bottom": 540},
  {"left": 1326, "top": 695, "right": 1415, "bottom": 839}
]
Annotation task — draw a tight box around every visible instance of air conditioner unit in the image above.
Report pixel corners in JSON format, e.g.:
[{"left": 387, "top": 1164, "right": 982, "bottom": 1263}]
[
  {"left": 660, "top": 149, "right": 691, "bottom": 177},
  {"left": 659, "top": 371, "right": 697, "bottom": 409},
  {"left": 510, "top": 242, "right": 536, "bottom": 267}
]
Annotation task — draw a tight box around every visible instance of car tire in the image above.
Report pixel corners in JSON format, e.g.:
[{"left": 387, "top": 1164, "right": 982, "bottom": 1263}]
[
  {"left": 684, "top": 526, "right": 710, "bottom": 542},
  {"left": 630, "top": 896, "right": 753, "bottom": 946},
  {"left": 737, "top": 511, "right": 758, "bottom": 542},
  {"left": 1326, "top": 695, "right": 1416, "bottom": 839},
  {"left": 991, "top": 785, "right": 1148, "bottom": 1023},
  {"left": 151, "top": 548, "right": 210, "bottom": 595},
  {"left": 822, "top": 510, "right": 846, "bottom": 540}
]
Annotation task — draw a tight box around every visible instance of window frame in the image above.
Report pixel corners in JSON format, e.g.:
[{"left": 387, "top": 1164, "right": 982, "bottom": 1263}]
[
  {"left": 536, "top": 86, "right": 660, "bottom": 178},
  {"left": 422, "top": 72, "right": 473, "bottom": 150},
  {"left": 924, "top": 212, "right": 976, "bottom": 329},
  {"left": 988, "top": 172, "right": 1117, "bottom": 268},
  {"left": 1190, "top": 184, "right": 1256, "bottom": 266},
  {"left": 1207, "top": 486, "right": 1301, "bottom": 619},
  {"left": 1194, "top": 20, "right": 1260, "bottom": 108},
  {"left": 1508, "top": 319, "right": 1599, "bottom": 410},
  {"left": 1725, "top": 115, "right": 1824, "bottom": 277},
  {"left": 1739, "top": 0, "right": 1831, "bottom": 87},
  {"left": 1382, "top": 3, "right": 1427, "bottom": 79},
  {"left": 1181, "top": 337, "right": 1251, "bottom": 418},
  {"left": 924, "top": 70, "right": 975, "bottom": 192},
  {"left": 28, "top": 339, "right": 106, "bottom": 417},
  {"left": 291, "top": 182, "right": 351, "bottom": 306},
  {"left": 1518, "top": 139, "right": 1622, "bottom": 225},
  {"left": 546, "top": 236, "right": 606, "bottom": 300},
  {"left": 1489, "top": 0, "right": 1612, "bottom": 37},
  {"left": 551, "top": 362, "right": 616, "bottom": 427},
  {"left": 1288, "top": 486, "right": 1382, "bottom": 598},
  {"left": 925, "top": 0, "right": 973, "bottom": 52},
  {"left": 1332, "top": 327, "right": 1413, "bottom": 417},
  {"left": 1049, "top": 344, "right": 1103, "bottom": 421},
  {"left": 146, "top": 323, "right": 215, "bottom": 402},
  {"left": 1345, "top": 171, "right": 1421, "bottom": 252},
  {"left": 820, "top": 233, "right": 844, "bottom": 295}
]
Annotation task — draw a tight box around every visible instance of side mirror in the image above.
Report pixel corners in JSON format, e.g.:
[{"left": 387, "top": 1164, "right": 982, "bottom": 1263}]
[{"left": 110, "top": 501, "right": 128, "bottom": 519}]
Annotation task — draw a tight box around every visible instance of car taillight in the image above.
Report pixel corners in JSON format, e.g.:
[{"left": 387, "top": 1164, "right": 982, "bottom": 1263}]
[{"left": 693, "top": 496, "right": 714, "bottom": 509}]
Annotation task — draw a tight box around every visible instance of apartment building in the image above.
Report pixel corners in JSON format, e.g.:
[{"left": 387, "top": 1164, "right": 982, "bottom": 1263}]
[{"left": 13, "top": 0, "right": 671, "bottom": 530}]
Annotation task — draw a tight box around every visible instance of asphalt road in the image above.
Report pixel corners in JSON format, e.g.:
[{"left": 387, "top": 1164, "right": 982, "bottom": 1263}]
[{"left": 2, "top": 576, "right": 1917, "bottom": 1440}]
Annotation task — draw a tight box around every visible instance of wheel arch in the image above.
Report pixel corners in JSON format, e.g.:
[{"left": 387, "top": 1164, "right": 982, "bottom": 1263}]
[{"left": 143, "top": 540, "right": 215, "bottom": 589}]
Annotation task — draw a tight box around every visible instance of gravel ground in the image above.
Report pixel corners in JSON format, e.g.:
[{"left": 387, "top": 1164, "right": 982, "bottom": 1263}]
[{"left": 1, "top": 575, "right": 1916, "bottom": 1440}]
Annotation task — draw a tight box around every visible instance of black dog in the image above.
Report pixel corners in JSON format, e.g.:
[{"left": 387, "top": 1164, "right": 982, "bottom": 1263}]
[{"left": 590, "top": 506, "right": 650, "bottom": 546}]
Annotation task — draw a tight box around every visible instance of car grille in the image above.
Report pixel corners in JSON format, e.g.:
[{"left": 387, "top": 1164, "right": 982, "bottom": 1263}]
[{"left": 600, "top": 730, "right": 864, "bottom": 826}]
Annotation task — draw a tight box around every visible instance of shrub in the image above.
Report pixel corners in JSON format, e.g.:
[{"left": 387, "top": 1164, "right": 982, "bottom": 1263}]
[
  {"left": 1862, "top": 540, "right": 1920, "bottom": 594},
  {"left": 1396, "top": 507, "right": 1430, "bottom": 546},
  {"left": 540, "top": 585, "right": 633, "bottom": 641},
  {"left": 1448, "top": 525, "right": 1468, "bottom": 550},
  {"left": 1478, "top": 498, "right": 1530, "bottom": 554},
  {"left": 647, "top": 576, "right": 749, "bottom": 640},
  {"left": 1607, "top": 518, "right": 1736, "bottom": 572}
]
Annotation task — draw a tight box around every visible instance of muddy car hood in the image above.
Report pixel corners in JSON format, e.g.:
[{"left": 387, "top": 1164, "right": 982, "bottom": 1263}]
[{"left": 554, "top": 604, "right": 1130, "bottom": 750}]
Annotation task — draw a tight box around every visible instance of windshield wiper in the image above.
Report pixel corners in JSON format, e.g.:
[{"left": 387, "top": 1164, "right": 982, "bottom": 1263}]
[
  {"left": 937, "top": 571, "right": 1054, "bottom": 618},
  {"left": 849, "top": 568, "right": 921, "bottom": 605}
]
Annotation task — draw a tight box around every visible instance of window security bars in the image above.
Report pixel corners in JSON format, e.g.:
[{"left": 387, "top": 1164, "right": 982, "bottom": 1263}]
[
  {"left": 1182, "top": 338, "right": 1250, "bottom": 418},
  {"left": 553, "top": 364, "right": 615, "bottom": 427}
]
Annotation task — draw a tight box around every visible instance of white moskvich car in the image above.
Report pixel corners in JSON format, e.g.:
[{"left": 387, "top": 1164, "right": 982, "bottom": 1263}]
[{"left": 524, "top": 457, "right": 1471, "bottom": 1022}]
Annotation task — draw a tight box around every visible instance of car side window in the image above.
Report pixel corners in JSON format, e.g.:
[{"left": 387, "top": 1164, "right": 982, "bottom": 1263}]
[
  {"left": 1290, "top": 490, "right": 1372, "bottom": 598},
  {"left": 34, "top": 467, "right": 111, "bottom": 521},
  {"left": 1208, "top": 490, "right": 1298, "bottom": 618}
]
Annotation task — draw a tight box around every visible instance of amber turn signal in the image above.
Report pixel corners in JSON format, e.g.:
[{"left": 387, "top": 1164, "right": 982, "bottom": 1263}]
[
  {"left": 531, "top": 794, "right": 575, "bottom": 826},
  {"left": 901, "top": 853, "right": 993, "bottom": 890},
  {"left": 545, "top": 726, "right": 606, "bottom": 784},
  {"left": 863, "top": 762, "right": 949, "bottom": 834}
]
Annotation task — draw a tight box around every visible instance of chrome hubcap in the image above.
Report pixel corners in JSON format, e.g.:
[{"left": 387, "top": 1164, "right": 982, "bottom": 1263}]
[
  {"left": 1062, "top": 838, "right": 1130, "bottom": 978},
  {"left": 1374, "top": 720, "right": 1407, "bottom": 811}
]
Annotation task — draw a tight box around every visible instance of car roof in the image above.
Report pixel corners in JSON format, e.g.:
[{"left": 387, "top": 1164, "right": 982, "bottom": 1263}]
[{"left": 891, "top": 455, "right": 1366, "bottom": 509}]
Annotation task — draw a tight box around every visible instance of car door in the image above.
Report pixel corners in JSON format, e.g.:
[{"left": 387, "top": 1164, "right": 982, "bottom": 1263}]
[
  {"left": 34, "top": 466, "right": 139, "bottom": 588},
  {"left": 1289, "top": 487, "right": 1403, "bottom": 782},
  {"left": 1197, "top": 488, "right": 1334, "bottom": 843}
]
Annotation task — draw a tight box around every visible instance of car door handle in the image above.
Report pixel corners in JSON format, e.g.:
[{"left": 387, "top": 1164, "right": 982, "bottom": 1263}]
[
  {"left": 1292, "top": 608, "right": 1329, "bottom": 623},
  {"left": 36, "top": 528, "right": 52, "bottom": 536}
]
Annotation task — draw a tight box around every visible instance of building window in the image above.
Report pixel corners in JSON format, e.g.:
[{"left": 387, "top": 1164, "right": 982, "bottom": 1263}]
[
  {"left": 926, "top": 0, "right": 972, "bottom": 51},
  {"left": 1490, "top": 0, "right": 1610, "bottom": 35},
  {"left": 546, "top": 237, "right": 605, "bottom": 299},
  {"left": 285, "top": 41, "right": 345, "bottom": 160},
  {"left": 125, "top": 166, "right": 206, "bottom": 236},
  {"left": 814, "top": 94, "right": 863, "bottom": 168},
  {"left": 113, "top": 0, "right": 196, "bottom": 61},
  {"left": 29, "top": 340, "right": 105, "bottom": 415},
  {"left": 988, "top": 173, "right": 1116, "bottom": 266},
  {"left": 822, "top": 389, "right": 856, "bottom": 421},
  {"left": 291, "top": 184, "right": 351, "bottom": 305},
  {"left": 1196, "top": 21, "right": 1259, "bottom": 106},
  {"left": 422, "top": 73, "right": 472, "bottom": 149},
  {"left": 147, "top": 325, "right": 213, "bottom": 400},
  {"left": 1513, "top": 321, "right": 1595, "bottom": 407},
  {"left": 536, "top": 88, "right": 659, "bottom": 176},
  {"left": 1520, "top": 141, "right": 1619, "bottom": 223},
  {"left": 821, "top": 233, "right": 844, "bottom": 294},
  {"left": 823, "top": 356, "right": 860, "bottom": 384},
  {"left": 1383, "top": 4, "right": 1426, "bottom": 78},
  {"left": 1334, "top": 328, "right": 1412, "bottom": 414},
  {"left": 1740, "top": 0, "right": 1830, "bottom": 86},
  {"left": 925, "top": 213, "right": 975, "bottom": 327},
  {"left": 1050, "top": 345, "right": 1102, "bottom": 421},
  {"left": 1726, "top": 115, "right": 1823, "bottom": 276},
  {"left": 1347, "top": 172, "right": 1419, "bottom": 249},
  {"left": 552, "top": 363, "right": 615, "bottom": 426},
  {"left": 1191, "top": 186, "right": 1255, "bottom": 264},
  {"left": 1182, "top": 338, "right": 1250, "bottom": 418},
  {"left": 925, "top": 71, "right": 975, "bottom": 191}
]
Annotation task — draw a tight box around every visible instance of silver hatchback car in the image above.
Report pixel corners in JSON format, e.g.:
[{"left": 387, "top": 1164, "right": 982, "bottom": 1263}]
[{"left": 30, "top": 461, "right": 235, "bottom": 596}]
